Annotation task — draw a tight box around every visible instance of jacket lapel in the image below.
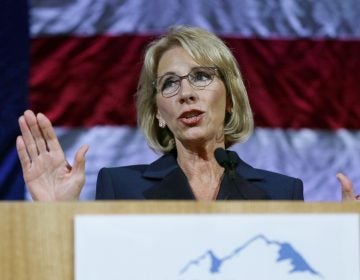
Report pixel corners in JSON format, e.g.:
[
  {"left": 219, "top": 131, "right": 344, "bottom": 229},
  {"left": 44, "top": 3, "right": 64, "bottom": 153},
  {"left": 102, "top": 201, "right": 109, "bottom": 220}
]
[
  {"left": 231, "top": 157, "right": 270, "bottom": 200},
  {"left": 143, "top": 166, "right": 195, "bottom": 199},
  {"left": 142, "top": 152, "right": 269, "bottom": 200},
  {"left": 142, "top": 153, "right": 195, "bottom": 199}
]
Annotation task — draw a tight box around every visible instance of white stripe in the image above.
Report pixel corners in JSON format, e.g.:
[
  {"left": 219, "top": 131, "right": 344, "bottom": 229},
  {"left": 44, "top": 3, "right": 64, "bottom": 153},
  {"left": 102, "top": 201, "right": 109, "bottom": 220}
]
[
  {"left": 30, "top": 0, "right": 360, "bottom": 39},
  {"left": 55, "top": 126, "right": 159, "bottom": 200},
  {"left": 233, "top": 128, "right": 360, "bottom": 202},
  {"left": 24, "top": 127, "right": 360, "bottom": 201}
]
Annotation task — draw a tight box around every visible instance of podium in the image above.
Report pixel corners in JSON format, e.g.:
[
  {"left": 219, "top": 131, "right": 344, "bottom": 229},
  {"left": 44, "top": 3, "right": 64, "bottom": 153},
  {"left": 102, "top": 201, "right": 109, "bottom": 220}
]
[{"left": 0, "top": 201, "right": 359, "bottom": 280}]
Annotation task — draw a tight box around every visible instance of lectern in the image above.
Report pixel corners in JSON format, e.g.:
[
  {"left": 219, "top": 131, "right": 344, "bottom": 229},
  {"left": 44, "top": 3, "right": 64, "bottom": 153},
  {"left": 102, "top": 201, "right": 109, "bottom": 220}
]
[{"left": 0, "top": 201, "right": 359, "bottom": 279}]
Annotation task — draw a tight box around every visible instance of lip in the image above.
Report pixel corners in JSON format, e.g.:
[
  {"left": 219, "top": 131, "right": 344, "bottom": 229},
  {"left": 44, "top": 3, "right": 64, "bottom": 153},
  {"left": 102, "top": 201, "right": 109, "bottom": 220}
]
[{"left": 178, "top": 109, "right": 204, "bottom": 126}]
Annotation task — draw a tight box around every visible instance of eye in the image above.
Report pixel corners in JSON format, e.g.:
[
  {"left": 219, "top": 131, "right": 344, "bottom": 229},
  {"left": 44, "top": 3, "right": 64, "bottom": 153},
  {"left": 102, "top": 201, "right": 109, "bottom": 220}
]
[
  {"left": 160, "top": 75, "right": 179, "bottom": 91},
  {"left": 189, "top": 67, "right": 215, "bottom": 86},
  {"left": 190, "top": 69, "right": 213, "bottom": 82}
]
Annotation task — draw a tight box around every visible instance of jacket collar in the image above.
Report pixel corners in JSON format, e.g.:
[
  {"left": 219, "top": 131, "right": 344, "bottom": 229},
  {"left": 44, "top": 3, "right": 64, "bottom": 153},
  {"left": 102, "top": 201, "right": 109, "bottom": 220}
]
[
  {"left": 142, "top": 152, "right": 268, "bottom": 200},
  {"left": 142, "top": 151, "right": 179, "bottom": 178}
]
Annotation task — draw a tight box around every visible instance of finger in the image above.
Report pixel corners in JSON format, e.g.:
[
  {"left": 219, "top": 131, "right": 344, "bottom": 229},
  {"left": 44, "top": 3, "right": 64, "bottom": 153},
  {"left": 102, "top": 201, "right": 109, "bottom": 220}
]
[
  {"left": 24, "top": 110, "right": 48, "bottom": 153},
  {"left": 18, "top": 113, "right": 38, "bottom": 159},
  {"left": 36, "top": 112, "right": 63, "bottom": 152},
  {"left": 16, "top": 136, "right": 31, "bottom": 171},
  {"left": 336, "top": 172, "right": 355, "bottom": 201}
]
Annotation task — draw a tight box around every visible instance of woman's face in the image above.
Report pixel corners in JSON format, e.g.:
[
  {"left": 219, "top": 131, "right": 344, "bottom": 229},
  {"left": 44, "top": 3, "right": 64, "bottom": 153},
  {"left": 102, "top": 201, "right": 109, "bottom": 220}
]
[{"left": 155, "top": 47, "right": 229, "bottom": 148}]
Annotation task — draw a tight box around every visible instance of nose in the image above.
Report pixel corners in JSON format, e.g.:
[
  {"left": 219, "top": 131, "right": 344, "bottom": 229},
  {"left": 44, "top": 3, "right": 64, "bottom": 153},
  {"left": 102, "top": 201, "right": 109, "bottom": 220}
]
[{"left": 177, "top": 78, "right": 198, "bottom": 104}]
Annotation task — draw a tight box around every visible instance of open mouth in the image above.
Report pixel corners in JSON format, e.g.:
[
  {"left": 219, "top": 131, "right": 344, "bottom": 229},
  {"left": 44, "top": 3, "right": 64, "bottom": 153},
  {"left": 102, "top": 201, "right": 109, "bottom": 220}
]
[{"left": 179, "top": 110, "right": 204, "bottom": 125}]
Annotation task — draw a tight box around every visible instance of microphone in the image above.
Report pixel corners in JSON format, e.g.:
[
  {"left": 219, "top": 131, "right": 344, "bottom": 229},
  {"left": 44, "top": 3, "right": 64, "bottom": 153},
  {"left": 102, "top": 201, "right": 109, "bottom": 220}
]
[
  {"left": 214, "top": 148, "right": 268, "bottom": 200},
  {"left": 214, "top": 148, "right": 243, "bottom": 199},
  {"left": 214, "top": 148, "right": 229, "bottom": 169},
  {"left": 214, "top": 148, "right": 239, "bottom": 179}
]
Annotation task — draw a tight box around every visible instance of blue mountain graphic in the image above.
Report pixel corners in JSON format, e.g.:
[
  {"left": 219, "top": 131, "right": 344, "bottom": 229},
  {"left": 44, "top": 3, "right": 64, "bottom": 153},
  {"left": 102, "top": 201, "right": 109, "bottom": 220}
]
[{"left": 179, "top": 234, "right": 322, "bottom": 278}]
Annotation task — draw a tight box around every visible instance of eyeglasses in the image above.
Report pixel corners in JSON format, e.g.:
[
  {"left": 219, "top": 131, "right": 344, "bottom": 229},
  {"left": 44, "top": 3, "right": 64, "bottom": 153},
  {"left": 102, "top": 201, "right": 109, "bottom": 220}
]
[{"left": 154, "top": 66, "right": 218, "bottom": 98}]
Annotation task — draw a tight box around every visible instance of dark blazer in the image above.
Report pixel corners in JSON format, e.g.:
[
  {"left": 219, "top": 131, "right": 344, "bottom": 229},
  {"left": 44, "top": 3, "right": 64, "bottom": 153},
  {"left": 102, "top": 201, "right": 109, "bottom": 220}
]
[{"left": 96, "top": 152, "right": 304, "bottom": 200}]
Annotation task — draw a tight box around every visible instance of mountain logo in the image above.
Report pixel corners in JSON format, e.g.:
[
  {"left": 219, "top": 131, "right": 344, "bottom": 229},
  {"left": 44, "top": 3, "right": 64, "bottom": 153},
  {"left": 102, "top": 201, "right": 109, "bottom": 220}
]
[{"left": 179, "top": 234, "right": 323, "bottom": 279}]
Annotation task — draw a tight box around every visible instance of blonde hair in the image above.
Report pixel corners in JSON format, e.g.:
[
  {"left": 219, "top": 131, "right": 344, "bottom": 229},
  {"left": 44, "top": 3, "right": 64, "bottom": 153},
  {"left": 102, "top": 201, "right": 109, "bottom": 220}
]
[{"left": 136, "top": 25, "right": 254, "bottom": 153}]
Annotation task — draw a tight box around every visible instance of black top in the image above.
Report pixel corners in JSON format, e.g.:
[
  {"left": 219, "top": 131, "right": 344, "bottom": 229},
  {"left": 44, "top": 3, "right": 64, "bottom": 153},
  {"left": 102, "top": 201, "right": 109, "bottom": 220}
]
[{"left": 95, "top": 151, "right": 304, "bottom": 200}]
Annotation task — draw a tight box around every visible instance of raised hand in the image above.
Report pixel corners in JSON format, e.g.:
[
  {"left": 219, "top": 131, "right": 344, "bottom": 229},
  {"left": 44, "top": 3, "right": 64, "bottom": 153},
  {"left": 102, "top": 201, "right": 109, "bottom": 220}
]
[
  {"left": 16, "top": 110, "right": 88, "bottom": 201},
  {"left": 336, "top": 172, "right": 360, "bottom": 202}
]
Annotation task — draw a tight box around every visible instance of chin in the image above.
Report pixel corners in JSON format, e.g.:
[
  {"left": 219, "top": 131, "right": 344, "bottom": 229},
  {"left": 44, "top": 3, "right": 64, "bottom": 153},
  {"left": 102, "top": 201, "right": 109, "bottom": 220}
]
[{"left": 179, "top": 132, "right": 216, "bottom": 145}]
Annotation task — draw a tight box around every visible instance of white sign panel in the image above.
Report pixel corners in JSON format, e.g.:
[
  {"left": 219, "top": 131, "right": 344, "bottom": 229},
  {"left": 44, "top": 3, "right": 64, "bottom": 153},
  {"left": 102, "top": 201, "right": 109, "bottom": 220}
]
[{"left": 75, "top": 214, "right": 359, "bottom": 280}]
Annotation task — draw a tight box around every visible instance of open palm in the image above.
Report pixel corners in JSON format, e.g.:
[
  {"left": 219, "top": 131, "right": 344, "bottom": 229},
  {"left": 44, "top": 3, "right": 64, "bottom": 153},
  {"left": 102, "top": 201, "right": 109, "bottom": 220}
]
[{"left": 16, "top": 110, "right": 88, "bottom": 201}]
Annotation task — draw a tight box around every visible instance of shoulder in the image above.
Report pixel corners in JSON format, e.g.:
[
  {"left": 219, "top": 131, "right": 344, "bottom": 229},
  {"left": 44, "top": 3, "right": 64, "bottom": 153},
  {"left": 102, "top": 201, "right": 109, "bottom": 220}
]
[
  {"left": 237, "top": 158, "right": 304, "bottom": 200},
  {"left": 95, "top": 153, "right": 178, "bottom": 200},
  {"left": 99, "top": 164, "right": 148, "bottom": 176},
  {"left": 96, "top": 164, "right": 151, "bottom": 200}
]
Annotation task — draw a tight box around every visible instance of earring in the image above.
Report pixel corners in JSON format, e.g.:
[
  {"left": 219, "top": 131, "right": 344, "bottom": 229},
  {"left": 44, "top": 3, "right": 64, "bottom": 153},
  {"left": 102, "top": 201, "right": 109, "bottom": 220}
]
[{"left": 159, "top": 119, "right": 166, "bottom": 128}]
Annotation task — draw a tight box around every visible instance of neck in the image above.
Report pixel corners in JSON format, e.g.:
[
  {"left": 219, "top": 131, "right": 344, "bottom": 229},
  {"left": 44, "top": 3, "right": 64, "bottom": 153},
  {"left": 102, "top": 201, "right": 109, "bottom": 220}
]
[{"left": 175, "top": 141, "right": 225, "bottom": 182}]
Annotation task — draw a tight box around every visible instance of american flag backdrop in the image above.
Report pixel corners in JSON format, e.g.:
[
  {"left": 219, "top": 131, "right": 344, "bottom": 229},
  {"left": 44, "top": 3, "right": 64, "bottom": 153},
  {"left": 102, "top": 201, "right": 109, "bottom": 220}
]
[{"left": 1, "top": 0, "right": 359, "bottom": 200}]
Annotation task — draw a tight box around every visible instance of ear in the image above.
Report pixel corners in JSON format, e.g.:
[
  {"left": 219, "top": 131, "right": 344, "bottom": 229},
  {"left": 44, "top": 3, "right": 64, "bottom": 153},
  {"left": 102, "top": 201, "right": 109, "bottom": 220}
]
[{"left": 156, "top": 109, "right": 162, "bottom": 121}]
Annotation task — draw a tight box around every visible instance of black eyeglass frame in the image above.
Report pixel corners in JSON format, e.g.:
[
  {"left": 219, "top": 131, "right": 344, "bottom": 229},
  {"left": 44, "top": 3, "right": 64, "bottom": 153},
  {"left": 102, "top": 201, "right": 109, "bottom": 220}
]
[{"left": 153, "top": 66, "right": 219, "bottom": 98}]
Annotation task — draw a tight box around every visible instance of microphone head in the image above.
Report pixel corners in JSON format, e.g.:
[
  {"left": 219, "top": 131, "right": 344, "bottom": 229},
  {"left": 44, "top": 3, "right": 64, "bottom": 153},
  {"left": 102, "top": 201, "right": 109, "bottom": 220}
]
[{"left": 214, "top": 148, "right": 228, "bottom": 168}]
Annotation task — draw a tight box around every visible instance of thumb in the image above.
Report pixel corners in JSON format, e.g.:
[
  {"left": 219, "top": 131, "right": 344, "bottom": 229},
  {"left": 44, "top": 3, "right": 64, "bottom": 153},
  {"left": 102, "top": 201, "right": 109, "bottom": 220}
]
[
  {"left": 72, "top": 144, "right": 89, "bottom": 175},
  {"left": 336, "top": 172, "right": 355, "bottom": 201}
]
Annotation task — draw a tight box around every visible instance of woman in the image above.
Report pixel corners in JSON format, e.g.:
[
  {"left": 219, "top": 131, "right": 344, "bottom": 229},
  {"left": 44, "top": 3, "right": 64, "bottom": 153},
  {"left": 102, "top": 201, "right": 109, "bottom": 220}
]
[{"left": 16, "top": 26, "right": 357, "bottom": 201}]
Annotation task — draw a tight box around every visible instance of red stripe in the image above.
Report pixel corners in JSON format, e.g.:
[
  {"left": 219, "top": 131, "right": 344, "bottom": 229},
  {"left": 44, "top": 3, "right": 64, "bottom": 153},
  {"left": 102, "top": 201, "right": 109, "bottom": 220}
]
[
  {"left": 30, "top": 35, "right": 154, "bottom": 127},
  {"left": 227, "top": 38, "right": 360, "bottom": 129},
  {"left": 30, "top": 35, "right": 360, "bottom": 129}
]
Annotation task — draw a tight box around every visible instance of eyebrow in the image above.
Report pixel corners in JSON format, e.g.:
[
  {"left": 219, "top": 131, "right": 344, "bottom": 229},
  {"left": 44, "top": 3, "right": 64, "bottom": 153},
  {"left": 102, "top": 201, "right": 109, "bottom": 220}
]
[
  {"left": 158, "top": 71, "right": 177, "bottom": 78},
  {"left": 157, "top": 66, "right": 202, "bottom": 79}
]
